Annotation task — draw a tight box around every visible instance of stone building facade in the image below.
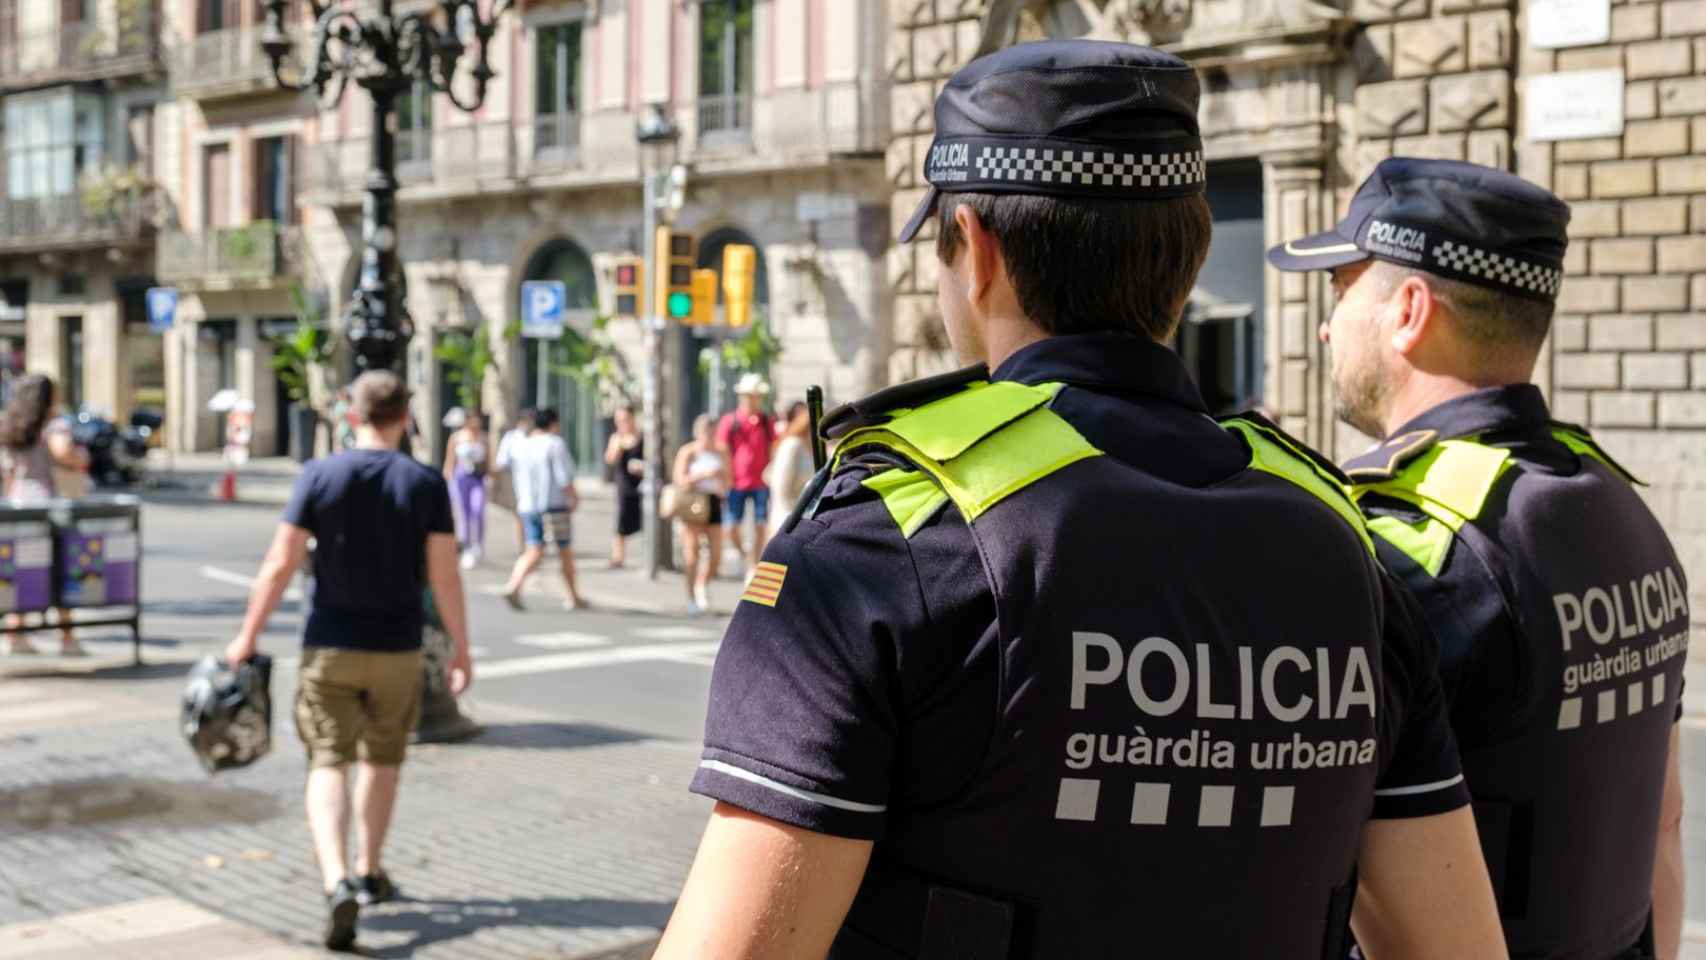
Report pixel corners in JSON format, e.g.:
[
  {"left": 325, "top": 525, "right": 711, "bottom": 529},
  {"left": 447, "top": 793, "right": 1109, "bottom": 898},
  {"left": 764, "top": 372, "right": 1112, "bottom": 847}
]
[
  {"left": 888, "top": 0, "right": 1705, "bottom": 614},
  {"left": 302, "top": 0, "right": 892, "bottom": 466}
]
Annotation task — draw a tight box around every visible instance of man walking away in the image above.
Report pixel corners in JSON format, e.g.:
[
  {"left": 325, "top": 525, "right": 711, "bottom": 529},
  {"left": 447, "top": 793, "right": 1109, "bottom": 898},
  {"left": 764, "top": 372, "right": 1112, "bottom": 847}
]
[
  {"left": 501, "top": 407, "right": 586, "bottom": 611},
  {"left": 716, "top": 374, "right": 775, "bottom": 577},
  {"left": 226, "top": 370, "right": 472, "bottom": 952},
  {"left": 493, "top": 408, "right": 535, "bottom": 553}
]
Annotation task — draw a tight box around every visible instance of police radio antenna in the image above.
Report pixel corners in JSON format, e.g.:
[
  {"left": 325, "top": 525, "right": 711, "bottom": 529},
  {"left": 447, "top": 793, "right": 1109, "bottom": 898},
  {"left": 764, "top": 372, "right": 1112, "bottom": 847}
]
[{"left": 807, "top": 386, "right": 827, "bottom": 471}]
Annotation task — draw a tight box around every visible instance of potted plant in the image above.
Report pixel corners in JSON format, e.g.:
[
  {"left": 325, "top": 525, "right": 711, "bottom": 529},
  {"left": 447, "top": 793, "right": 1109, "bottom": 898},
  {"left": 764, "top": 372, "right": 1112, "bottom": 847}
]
[{"left": 269, "top": 287, "right": 335, "bottom": 463}]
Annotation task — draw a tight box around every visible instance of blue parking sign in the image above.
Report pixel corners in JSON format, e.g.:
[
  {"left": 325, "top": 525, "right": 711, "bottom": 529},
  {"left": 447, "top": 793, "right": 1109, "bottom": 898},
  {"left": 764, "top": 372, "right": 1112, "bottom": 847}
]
[
  {"left": 146, "top": 287, "right": 178, "bottom": 333},
  {"left": 520, "top": 280, "right": 566, "bottom": 339}
]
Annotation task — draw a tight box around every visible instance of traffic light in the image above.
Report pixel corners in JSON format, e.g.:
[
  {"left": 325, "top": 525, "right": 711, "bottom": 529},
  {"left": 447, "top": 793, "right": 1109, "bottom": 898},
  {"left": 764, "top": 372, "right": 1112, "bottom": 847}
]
[
  {"left": 722, "top": 243, "right": 758, "bottom": 328},
  {"left": 655, "top": 227, "right": 696, "bottom": 321},
  {"left": 613, "top": 257, "right": 643, "bottom": 317},
  {"left": 690, "top": 269, "right": 718, "bottom": 327}
]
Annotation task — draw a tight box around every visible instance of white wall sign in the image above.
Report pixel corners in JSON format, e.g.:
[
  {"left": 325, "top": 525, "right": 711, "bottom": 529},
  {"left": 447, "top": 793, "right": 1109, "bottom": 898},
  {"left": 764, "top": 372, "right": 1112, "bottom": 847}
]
[
  {"left": 1529, "top": 0, "right": 1611, "bottom": 49},
  {"left": 1526, "top": 70, "right": 1626, "bottom": 141}
]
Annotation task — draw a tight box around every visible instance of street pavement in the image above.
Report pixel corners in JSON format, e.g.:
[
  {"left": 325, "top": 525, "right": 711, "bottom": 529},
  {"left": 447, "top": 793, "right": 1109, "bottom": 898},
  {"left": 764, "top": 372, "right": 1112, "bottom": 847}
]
[
  {"left": 0, "top": 476, "right": 1704, "bottom": 958},
  {"left": 0, "top": 486, "right": 742, "bottom": 959}
]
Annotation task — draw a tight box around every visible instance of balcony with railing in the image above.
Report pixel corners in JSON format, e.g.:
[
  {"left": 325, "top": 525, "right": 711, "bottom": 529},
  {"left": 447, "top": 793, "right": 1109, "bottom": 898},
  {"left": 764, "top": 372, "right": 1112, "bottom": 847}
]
[
  {"left": 692, "top": 80, "right": 886, "bottom": 161},
  {"left": 155, "top": 221, "right": 303, "bottom": 290},
  {"left": 0, "top": 191, "right": 156, "bottom": 254},
  {"left": 696, "top": 94, "right": 754, "bottom": 146},
  {"left": 171, "top": 25, "right": 302, "bottom": 100},
  {"left": 308, "top": 122, "right": 524, "bottom": 200},
  {"left": 0, "top": 10, "right": 161, "bottom": 93}
]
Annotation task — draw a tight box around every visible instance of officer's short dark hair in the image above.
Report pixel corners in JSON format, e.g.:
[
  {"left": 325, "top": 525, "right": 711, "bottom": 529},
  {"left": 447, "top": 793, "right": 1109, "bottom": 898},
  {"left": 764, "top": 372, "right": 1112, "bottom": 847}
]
[
  {"left": 1372, "top": 262, "right": 1554, "bottom": 355},
  {"left": 352, "top": 371, "right": 411, "bottom": 428},
  {"left": 936, "top": 192, "right": 1213, "bottom": 341}
]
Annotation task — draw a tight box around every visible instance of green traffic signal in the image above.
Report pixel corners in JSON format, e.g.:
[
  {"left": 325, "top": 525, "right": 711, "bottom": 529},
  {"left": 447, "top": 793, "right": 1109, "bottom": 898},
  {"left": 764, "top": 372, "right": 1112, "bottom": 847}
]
[{"left": 667, "top": 291, "right": 693, "bottom": 318}]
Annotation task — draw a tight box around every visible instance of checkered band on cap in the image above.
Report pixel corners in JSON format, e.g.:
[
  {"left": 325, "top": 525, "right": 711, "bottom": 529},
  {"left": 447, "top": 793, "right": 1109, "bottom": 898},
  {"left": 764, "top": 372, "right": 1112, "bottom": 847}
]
[
  {"left": 921, "top": 135, "right": 1208, "bottom": 200},
  {"left": 972, "top": 146, "right": 1206, "bottom": 190},
  {"left": 1430, "top": 239, "right": 1564, "bottom": 299}
]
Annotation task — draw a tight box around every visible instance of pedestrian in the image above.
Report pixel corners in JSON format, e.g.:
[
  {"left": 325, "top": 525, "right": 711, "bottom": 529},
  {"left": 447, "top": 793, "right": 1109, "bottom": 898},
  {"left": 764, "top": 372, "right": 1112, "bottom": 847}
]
[
  {"left": 500, "top": 407, "right": 586, "bottom": 611},
  {"left": 493, "top": 407, "right": 535, "bottom": 553},
  {"left": 1269, "top": 157, "right": 1690, "bottom": 960},
  {"left": 330, "top": 386, "right": 357, "bottom": 452},
  {"left": 441, "top": 407, "right": 491, "bottom": 570},
  {"left": 0, "top": 373, "right": 87, "bottom": 657},
  {"left": 603, "top": 404, "right": 644, "bottom": 568},
  {"left": 715, "top": 373, "right": 775, "bottom": 577},
  {"left": 224, "top": 370, "right": 471, "bottom": 952},
  {"left": 764, "top": 400, "right": 813, "bottom": 536},
  {"left": 656, "top": 41, "right": 1506, "bottom": 958},
  {"left": 671, "top": 414, "right": 727, "bottom": 615}
]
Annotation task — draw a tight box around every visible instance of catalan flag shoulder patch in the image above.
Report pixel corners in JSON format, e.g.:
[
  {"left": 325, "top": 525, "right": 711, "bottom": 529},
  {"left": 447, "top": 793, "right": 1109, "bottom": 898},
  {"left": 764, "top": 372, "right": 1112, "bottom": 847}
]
[{"left": 741, "top": 562, "right": 788, "bottom": 608}]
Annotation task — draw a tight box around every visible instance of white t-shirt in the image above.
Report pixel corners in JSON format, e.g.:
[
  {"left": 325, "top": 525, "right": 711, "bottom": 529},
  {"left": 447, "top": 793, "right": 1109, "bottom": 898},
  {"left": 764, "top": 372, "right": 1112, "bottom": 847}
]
[
  {"left": 495, "top": 427, "right": 529, "bottom": 472},
  {"left": 509, "top": 432, "right": 576, "bottom": 515}
]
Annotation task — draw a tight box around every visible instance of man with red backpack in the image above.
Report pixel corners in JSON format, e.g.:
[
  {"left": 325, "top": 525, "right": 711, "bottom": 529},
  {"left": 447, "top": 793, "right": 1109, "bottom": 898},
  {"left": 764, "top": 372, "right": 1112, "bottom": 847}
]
[{"left": 716, "top": 373, "right": 776, "bottom": 578}]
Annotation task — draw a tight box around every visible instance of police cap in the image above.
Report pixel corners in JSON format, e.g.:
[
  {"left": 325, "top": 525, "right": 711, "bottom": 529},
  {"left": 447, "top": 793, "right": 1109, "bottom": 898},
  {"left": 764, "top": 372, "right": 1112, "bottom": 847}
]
[
  {"left": 1267, "top": 157, "right": 1571, "bottom": 303},
  {"left": 897, "top": 39, "right": 1206, "bottom": 243}
]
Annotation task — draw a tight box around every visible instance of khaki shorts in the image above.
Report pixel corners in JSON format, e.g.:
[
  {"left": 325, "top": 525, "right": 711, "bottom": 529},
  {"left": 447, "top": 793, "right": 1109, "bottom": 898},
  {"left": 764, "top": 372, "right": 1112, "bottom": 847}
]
[{"left": 295, "top": 647, "right": 424, "bottom": 768}]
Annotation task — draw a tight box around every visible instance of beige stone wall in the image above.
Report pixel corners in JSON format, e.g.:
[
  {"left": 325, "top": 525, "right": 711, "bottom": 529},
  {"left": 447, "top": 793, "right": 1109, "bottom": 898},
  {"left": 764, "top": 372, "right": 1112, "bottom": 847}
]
[
  {"left": 886, "top": 0, "right": 989, "bottom": 382},
  {"left": 1509, "top": 0, "right": 1706, "bottom": 613}
]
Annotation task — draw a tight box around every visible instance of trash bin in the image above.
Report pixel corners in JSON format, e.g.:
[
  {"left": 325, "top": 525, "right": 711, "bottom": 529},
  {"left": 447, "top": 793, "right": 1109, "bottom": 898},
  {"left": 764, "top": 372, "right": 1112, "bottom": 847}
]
[{"left": 58, "top": 496, "right": 142, "bottom": 609}]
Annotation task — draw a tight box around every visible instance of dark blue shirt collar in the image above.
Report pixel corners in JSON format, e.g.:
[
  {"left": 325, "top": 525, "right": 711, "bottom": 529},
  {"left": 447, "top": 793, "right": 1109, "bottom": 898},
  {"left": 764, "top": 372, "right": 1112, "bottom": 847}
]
[
  {"left": 990, "top": 332, "right": 1208, "bottom": 414},
  {"left": 1386, "top": 384, "right": 1551, "bottom": 442}
]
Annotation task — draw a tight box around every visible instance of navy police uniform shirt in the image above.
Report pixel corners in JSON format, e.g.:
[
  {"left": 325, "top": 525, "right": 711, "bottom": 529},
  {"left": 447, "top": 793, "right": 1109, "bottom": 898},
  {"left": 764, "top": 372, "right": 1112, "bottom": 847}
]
[
  {"left": 1346, "top": 385, "right": 1689, "bottom": 960},
  {"left": 691, "top": 332, "right": 1471, "bottom": 957}
]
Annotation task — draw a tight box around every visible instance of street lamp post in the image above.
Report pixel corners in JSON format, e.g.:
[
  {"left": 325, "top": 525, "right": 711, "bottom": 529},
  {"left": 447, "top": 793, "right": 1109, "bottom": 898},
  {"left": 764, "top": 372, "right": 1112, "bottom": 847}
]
[
  {"left": 258, "top": 0, "right": 512, "bottom": 374},
  {"left": 636, "top": 106, "right": 682, "bottom": 581},
  {"left": 258, "top": 0, "right": 513, "bottom": 743}
]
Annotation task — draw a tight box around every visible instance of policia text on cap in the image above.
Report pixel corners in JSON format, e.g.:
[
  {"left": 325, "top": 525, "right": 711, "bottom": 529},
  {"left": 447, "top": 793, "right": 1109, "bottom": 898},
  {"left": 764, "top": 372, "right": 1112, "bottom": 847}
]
[{"left": 1268, "top": 158, "right": 1689, "bottom": 960}]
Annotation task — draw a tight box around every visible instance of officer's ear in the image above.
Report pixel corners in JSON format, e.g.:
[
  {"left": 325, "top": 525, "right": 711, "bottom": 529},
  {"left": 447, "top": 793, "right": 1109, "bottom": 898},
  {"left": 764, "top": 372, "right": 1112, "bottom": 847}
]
[
  {"left": 951, "top": 204, "right": 1002, "bottom": 305},
  {"left": 1386, "top": 273, "right": 1440, "bottom": 359}
]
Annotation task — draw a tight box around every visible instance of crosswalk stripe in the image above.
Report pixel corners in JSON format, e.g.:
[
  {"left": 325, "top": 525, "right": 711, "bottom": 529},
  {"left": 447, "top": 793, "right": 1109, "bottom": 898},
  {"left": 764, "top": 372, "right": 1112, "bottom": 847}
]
[
  {"left": 513, "top": 632, "right": 610, "bottom": 650},
  {"left": 477, "top": 641, "right": 721, "bottom": 679}
]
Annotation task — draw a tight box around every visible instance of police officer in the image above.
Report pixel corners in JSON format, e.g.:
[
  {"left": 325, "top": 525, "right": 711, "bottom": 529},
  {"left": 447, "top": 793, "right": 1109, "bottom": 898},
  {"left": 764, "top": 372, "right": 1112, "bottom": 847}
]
[
  {"left": 657, "top": 44, "right": 1505, "bottom": 960},
  {"left": 1269, "top": 158, "right": 1690, "bottom": 960}
]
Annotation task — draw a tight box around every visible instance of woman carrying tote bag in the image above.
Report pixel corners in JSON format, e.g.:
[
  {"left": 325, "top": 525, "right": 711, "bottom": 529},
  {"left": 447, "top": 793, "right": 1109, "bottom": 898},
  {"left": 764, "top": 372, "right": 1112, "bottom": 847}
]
[{"left": 671, "top": 414, "right": 727, "bottom": 615}]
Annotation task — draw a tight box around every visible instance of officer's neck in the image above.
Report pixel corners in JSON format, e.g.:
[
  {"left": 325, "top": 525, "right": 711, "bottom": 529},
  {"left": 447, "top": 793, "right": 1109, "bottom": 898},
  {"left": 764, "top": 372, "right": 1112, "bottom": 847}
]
[
  {"left": 980, "top": 315, "right": 1049, "bottom": 373},
  {"left": 1380, "top": 371, "right": 1525, "bottom": 438}
]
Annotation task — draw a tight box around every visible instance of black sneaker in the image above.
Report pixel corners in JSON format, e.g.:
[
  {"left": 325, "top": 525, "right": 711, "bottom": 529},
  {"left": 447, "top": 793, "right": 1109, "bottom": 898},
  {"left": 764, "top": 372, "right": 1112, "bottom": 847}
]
[
  {"left": 324, "top": 878, "right": 360, "bottom": 951},
  {"left": 355, "top": 870, "right": 396, "bottom": 906}
]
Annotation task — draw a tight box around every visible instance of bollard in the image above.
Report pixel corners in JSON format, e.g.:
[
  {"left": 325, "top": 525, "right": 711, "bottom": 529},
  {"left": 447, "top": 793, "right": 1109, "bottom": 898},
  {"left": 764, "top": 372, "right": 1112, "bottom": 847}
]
[{"left": 219, "top": 471, "right": 237, "bottom": 502}]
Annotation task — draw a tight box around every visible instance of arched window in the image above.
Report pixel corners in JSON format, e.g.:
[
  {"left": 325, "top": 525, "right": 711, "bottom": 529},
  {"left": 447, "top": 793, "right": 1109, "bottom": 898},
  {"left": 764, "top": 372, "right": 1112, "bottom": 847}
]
[{"left": 518, "top": 237, "right": 602, "bottom": 469}]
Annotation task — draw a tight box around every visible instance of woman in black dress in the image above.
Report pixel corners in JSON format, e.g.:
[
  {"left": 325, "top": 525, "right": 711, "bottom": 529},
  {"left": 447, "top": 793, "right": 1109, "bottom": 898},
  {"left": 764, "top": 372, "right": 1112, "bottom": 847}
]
[{"left": 604, "top": 405, "right": 644, "bottom": 568}]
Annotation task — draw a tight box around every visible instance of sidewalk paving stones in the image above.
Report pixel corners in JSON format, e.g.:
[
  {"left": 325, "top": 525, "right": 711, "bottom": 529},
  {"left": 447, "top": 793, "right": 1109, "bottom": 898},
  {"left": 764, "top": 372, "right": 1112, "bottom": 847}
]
[{"left": 0, "top": 663, "right": 708, "bottom": 958}]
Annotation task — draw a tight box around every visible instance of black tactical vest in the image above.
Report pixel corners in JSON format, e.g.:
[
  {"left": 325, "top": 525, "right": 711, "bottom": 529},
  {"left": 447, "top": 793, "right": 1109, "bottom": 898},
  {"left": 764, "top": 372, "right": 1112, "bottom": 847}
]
[
  {"left": 823, "top": 381, "right": 1391, "bottom": 959},
  {"left": 1352, "top": 421, "right": 1690, "bottom": 960}
]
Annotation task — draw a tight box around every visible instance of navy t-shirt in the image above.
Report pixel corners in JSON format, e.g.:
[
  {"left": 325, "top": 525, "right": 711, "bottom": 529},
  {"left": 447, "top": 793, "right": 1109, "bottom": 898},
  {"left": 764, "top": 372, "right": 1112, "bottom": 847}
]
[{"left": 283, "top": 449, "right": 455, "bottom": 652}]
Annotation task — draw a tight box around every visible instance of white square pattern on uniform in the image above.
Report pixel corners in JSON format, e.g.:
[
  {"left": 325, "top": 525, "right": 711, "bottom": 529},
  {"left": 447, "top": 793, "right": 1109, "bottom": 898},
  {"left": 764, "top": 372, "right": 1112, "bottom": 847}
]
[
  {"left": 974, "top": 147, "right": 1206, "bottom": 189},
  {"left": 1429, "top": 240, "right": 1563, "bottom": 297}
]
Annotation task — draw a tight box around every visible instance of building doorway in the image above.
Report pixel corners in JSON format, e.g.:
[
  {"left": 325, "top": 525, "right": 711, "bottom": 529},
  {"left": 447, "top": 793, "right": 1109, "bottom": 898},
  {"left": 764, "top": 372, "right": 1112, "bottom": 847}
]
[
  {"left": 60, "top": 316, "right": 83, "bottom": 411},
  {"left": 518, "top": 238, "right": 601, "bottom": 470},
  {"left": 1180, "top": 158, "right": 1265, "bottom": 415}
]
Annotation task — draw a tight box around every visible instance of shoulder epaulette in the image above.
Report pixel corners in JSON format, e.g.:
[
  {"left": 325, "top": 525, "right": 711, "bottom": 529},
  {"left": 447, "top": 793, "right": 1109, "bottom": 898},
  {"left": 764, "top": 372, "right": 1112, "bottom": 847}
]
[
  {"left": 832, "top": 379, "right": 1100, "bottom": 530},
  {"left": 820, "top": 364, "right": 988, "bottom": 442},
  {"left": 1548, "top": 420, "right": 1645, "bottom": 485},
  {"left": 1341, "top": 428, "right": 1440, "bottom": 483},
  {"left": 1217, "top": 413, "right": 1373, "bottom": 556}
]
